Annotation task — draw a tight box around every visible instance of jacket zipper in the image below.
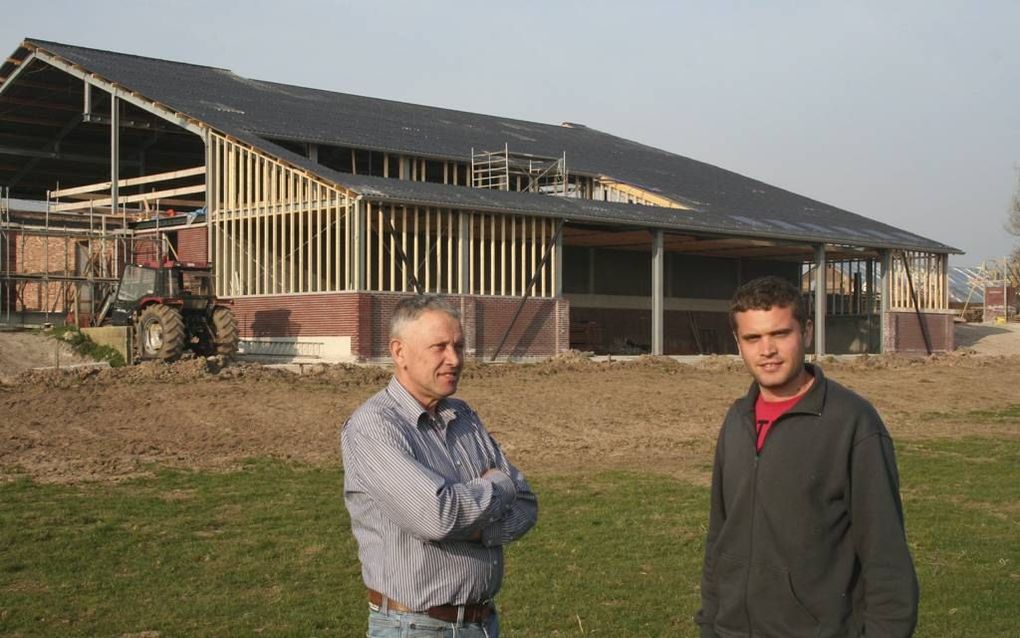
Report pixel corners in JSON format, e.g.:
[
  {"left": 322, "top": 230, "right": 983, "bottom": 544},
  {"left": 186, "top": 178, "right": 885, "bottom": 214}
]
[
  {"left": 750, "top": 451, "right": 758, "bottom": 632},
  {"left": 741, "top": 401, "right": 823, "bottom": 635}
]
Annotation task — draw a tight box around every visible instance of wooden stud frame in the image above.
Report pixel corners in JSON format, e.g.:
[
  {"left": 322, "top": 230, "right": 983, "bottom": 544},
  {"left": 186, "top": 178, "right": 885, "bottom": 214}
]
[
  {"left": 209, "top": 133, "right": 355, "bottom": 297},
  {"left": 887, "top": 250, "right": 948, "bottom": 311},
  {"left": 357, "top": 206, "right": 557, "bottom": 298},
  {"left": 802, "top": 250, "right": 948, "bottom": 314}
]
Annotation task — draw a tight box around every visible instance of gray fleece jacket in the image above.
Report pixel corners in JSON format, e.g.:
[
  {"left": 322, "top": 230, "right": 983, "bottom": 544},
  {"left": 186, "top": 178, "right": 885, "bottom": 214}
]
[{"left": 696, "top": 364, "right": 918, "bottom": 637}]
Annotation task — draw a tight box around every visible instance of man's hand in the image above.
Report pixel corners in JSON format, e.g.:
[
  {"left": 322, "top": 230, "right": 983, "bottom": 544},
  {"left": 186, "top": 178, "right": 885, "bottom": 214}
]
[{"left": 482, "top": 468, "right": 508, "bottom": 481}]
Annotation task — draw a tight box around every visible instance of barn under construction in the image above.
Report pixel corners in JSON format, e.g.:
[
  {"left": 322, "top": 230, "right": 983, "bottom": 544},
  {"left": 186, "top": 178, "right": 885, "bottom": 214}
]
[{"left": 0, "top": 38, "right": 959, "bottom": 361}]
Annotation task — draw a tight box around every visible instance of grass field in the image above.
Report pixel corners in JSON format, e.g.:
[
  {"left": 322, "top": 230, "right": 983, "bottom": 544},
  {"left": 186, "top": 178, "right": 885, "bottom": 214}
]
[{"left": 2, "top": 435, "right": 1018, "bottom": 637}]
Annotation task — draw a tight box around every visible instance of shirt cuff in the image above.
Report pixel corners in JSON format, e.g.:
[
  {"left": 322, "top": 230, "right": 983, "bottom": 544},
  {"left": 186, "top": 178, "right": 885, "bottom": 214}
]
[{"left": 486, "top": 470, "right": 517, "bottom": 514}]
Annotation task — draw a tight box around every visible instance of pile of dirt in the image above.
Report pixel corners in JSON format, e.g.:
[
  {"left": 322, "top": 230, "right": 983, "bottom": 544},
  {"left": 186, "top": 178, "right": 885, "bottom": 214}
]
[{"left": 4, "top": 351, "right": 1019, "bottom": 485}]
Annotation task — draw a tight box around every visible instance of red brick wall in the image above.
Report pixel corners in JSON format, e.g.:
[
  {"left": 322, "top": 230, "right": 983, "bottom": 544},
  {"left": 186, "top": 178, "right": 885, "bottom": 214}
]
[
  {"left": 231, "top": 294, "right": 361, "bottom": 339},
  {"left": 883, "top": 311, "right": 954, "bottom": 354},
  {"left": 229, "top": 291, "right": 567, "bottom": 361},
  {"left": 1, "top": 232, "right": 15, "bottom": 312},
  {"left": 132, "top": 236, "right": 161, "bottom": 264},
  {"left": 130, "top": 227, "right": 207, "bottom": 265},
  {"left": 983, "top": 285, "right": 1017, "bottom": 322},
  {"left": 5, "top": 232, "right": 73, "bottom": 313},
  {"left": 176, "top": 227, "right": 208, "bottom": 263}
]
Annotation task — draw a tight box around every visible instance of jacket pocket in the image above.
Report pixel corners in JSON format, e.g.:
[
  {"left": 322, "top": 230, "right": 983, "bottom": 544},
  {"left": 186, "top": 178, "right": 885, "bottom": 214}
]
[
  {"left": 747, "top": 562, "right": 820, "bottom": 637},
  {"left": 713, "top": 552, "right": 750, "bottom": 633}
]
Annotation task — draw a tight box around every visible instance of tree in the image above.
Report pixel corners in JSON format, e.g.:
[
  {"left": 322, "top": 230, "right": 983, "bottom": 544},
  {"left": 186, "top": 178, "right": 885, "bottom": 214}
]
[
  {"left": 1010, "top": 173, "right": 1020, "bottom": 236},
  {"left": 1009, "top": 171, "right": 1020, "bottom": 282}
]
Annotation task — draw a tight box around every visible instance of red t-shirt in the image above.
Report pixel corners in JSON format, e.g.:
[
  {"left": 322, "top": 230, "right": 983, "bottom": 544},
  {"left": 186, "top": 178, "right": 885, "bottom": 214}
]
[{"left": 754, "top": 392, "right": 806, "bottom": 453}]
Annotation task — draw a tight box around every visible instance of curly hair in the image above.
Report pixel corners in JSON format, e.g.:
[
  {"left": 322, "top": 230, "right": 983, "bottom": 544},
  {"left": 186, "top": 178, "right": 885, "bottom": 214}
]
[{"left": 729, "top": 276, "right": 807, "bottom": 331}]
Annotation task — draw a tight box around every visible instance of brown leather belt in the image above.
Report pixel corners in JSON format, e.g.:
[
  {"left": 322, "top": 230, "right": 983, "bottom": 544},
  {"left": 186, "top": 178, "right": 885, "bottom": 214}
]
[{"left": 367, "top": 588, "right": 494, "bottom": 624}]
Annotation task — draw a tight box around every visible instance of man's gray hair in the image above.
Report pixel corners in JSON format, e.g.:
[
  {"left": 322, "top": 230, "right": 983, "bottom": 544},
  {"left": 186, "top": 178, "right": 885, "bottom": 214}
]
[{"left": 389, "top": 295, "right": 461, "bottom": 340}]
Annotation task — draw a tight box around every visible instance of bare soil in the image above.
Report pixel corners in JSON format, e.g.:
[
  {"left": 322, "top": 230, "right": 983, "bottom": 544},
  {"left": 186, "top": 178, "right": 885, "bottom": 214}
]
[
  {"left": 0, "top": 329, "right": 95, "bottom": 384},
  {"left": 2, "top": 341, "right": 1019, "bottom": 484},
  {"left": 954, "top": 321, "right": 1020, "bottom": 355}
]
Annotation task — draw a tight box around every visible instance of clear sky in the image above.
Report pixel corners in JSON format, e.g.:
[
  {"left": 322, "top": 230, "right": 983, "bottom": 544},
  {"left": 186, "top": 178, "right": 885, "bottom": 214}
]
[{"left": 3, "top": 0, "right": 1018, "bottom": 266}]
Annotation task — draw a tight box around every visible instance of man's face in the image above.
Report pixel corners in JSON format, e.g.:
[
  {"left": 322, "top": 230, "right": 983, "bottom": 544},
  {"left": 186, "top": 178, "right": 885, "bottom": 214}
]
[
  {"left": 733, "top": 304, "right": 813, "bottom": 400},
  {"left": 391, "top": 310, "right": 464, "bottom": 411}
]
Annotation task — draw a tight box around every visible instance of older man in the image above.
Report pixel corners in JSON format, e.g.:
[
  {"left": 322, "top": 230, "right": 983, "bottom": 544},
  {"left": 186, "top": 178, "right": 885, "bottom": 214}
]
[
  {"left": 342, "top": 295, "right": 537, "bottom": 637},
  {"left": 696, "top": 276, "right": 918, "bottom": 637}
]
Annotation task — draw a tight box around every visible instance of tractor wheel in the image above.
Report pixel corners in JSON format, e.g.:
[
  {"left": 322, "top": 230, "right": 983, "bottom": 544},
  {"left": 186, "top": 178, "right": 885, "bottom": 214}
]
[
  {"left": 137, "top": 304, "right": 186, "bottom": 361},
  {"left": 211, "top": 306, "right": 239, "bottom": 356}
]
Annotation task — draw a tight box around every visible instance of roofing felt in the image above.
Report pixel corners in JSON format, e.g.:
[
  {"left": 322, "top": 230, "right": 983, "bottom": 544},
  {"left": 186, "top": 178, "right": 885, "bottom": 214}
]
[{"left": 10, "top": 39, "right": 958, "bottom": 254}]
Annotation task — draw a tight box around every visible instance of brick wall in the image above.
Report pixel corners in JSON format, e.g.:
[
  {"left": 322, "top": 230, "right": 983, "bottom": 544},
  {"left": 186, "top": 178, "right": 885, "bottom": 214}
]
[
  {"left": 229, "top": 291, "right": 567, "bottom": 361},
  {"left": 983, "top": 285, "right": 1017, "bottom": 322},
  {"left": 883, "top": 311, "right": 955, "bottom": 354},
  {"left": 176, "top": 227, "right": 208, "bottom": 263},
  {"left": 1, "top": 232, "right": 14, "bottom": 312},
  {"left": 131, "top": 227, "right": 207, "bottom": 265},
  {"left": 5, "top": 232, "right": 74, "bottom": 313},
  {"left": 231, "top": 293, "right": 361, "bottom": 338},
  {"left": 132, "top": 236, "right": 161, "bottom": 264}
]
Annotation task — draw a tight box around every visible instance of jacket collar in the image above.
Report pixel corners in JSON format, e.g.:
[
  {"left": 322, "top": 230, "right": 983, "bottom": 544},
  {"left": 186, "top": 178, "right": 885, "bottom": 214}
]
[{"left": 738, "top": 362, "right": 827, "bottom": 417}]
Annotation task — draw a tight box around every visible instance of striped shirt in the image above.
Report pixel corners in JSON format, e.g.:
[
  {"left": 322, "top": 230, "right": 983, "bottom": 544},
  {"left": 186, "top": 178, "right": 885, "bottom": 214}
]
[{"left": 341, "top": 377, "right": 538, "bottom": 610}]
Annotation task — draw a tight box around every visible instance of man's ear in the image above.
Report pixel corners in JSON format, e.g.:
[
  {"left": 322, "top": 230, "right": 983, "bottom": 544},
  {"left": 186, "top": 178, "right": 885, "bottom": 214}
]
[
  {"left": 389, "top": 338, "right": 404, "bottom": 367},
  {"left": 802, "top": 319, "right": 814, "bottom": 346},
  {"left": 732, "top": 331, "right": 741, "bottom": 355}
]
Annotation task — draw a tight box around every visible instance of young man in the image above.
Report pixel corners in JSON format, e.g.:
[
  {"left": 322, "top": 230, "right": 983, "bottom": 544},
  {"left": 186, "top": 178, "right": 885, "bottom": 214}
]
[
  {"left": 342, "top": 295, "right": 537, "bottom": 637},
  {"left": 696, "top": 276, "right": 918, "bottom": 637}
]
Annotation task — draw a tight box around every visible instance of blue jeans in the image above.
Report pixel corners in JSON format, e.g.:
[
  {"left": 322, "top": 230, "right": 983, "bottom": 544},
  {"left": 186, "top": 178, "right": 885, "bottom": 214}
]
[{"left": 367, "top": 608, "right": 499, "bottom": 637}]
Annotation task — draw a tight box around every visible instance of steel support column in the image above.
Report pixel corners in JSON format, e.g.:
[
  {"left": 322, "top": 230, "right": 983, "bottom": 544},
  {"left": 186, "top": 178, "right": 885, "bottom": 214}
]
[
  {"left": 651, "top": 229, "right": 664, "bottom": 355},
  {"left": 110, "top": 94, "right": 120, "bottom": 225},
  {"left": 814, "top": 244, "right": 826, "bottom": 356},
  {"left": 880, "top": 250, "right": 891, "bottom": 353}
]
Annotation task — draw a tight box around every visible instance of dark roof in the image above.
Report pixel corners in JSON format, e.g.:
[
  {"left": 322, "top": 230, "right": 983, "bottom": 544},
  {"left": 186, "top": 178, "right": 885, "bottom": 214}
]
[{"left": 14, "top": 38, "right": 958, "bottom": 253}]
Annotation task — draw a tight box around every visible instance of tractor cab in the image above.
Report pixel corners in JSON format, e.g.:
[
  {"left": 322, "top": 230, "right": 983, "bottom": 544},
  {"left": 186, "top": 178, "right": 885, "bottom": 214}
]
[
  {"left": 96, "top": 260, "right": 237, "bottom": 361},
  {"left": 105, "top": 260, "right": 214, "bottom": 326}
]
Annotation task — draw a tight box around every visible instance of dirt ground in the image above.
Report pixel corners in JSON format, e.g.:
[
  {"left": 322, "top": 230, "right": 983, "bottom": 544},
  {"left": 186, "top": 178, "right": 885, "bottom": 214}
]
[
  {"left": 1, "top": 324, "right": 1020, "bottom": 484},
  {"left": 0, "top": 329, "right": 96, "bottom": 384}
]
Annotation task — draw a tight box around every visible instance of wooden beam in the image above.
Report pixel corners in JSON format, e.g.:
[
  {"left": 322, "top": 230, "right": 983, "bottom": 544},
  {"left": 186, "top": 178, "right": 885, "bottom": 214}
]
[
  {"left": 564, "top": 231, "right": 655, "bottom": 249},
  {"left": 597, "top": 177, "right": 686, "bottom": 209},
  {"left": 29, "top": 49, "right": 206, "bottom": 136},
  {"left": 50, "top": 184, "right": 205, "bottom": 212},
  {"left": 50, "top": 166, "right": 205, "bottom": 198},
  {"left": 0, "top": 53, "right": 36, "bottom": 98}
]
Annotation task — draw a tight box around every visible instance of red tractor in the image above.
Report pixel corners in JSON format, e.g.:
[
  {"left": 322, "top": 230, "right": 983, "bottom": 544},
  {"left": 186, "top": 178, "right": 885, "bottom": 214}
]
[{"left": 95, "top": 260, "right": 238, "bottom": 361}]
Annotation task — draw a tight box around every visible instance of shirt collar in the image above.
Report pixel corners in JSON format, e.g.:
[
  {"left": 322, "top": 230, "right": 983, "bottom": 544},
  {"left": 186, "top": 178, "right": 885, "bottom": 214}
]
[
  {"left": 385, "top": 376, "right": 460, "bottom": 428},
  {"left": 741, "top": 363, "right": 827, "bottom": 416}
]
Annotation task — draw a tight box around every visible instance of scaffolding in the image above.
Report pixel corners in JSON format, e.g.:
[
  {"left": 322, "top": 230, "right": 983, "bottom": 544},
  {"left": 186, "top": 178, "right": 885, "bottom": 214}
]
[
  {"left": 0, "top": 167, "right": 199, "bottom": 327},
  {"left": 958, "top": 257, "right": 1020, "bottom": 321},
  {"left": 471, "top": 144, "right": 568, "bottom": 196}
]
